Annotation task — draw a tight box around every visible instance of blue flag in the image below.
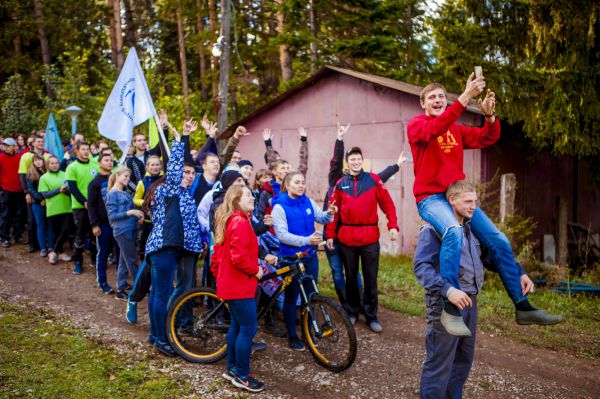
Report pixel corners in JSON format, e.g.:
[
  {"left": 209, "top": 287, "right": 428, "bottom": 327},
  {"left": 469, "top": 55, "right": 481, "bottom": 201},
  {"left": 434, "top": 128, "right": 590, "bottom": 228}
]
[{"left": 44, "top": 112, "right": 64, "bottom": 159}]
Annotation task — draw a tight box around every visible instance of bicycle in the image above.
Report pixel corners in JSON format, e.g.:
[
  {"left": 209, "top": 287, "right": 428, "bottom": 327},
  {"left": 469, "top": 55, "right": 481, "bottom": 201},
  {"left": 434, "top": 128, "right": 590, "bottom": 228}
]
[{"left": 166, "top": 249, "right": 357, "bottom": 372}]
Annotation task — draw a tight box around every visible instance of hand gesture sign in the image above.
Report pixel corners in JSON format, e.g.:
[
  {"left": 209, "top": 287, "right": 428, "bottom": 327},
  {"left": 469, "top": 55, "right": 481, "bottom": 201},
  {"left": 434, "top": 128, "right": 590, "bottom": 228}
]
[
  {"left": 326, "top": 199, "right": 338, "bottom": 216},
  {"left": 298, "top": 127, "right": 307, "bottom": 138},
  {"left": 478, "top": 89, "right": 496, "bottom": 117},
  {"left": 158, "top": 109, "right": 169, "bottom": 127},
  {"left": 337, "top": 122, "right": 350, "bottom": 140},
  {"left": 183, "top": 118, "right": 198, "bottom": 136},
  {"left": 201, "top": 115, "right": 218, "bottom": 138}
]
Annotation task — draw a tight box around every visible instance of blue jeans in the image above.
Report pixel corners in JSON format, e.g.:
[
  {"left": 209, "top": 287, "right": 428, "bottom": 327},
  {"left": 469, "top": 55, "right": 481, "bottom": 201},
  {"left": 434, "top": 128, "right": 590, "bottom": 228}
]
[
  {"left": 168, "top": 253, "right": 198, "bottom": 328},
  {"left": 417, "top": 194, "right": 525, "bottom": 304},
  {"left": 325, "top": 240, "right": 363, "bottom": 290},
  {"left": 283, "top": 253, "right": 318, "bottom": 339},
  {"left": 95, "top": 223, "right": 115, "bottom": 287},
  {"left": 148, "top": 247, "right": 178, "bottom": 342},
  {"left": 420, "top": 295, "right": 477, "bottom": 399},
  {"left": 31, "top": 203, "right": 52, "bottom": 250},
  {"left": 226, "top": 298, "right": 258, "bottom": 379},
  {"left": 114, "top": 230, "right": 139, "bottom": 291}
]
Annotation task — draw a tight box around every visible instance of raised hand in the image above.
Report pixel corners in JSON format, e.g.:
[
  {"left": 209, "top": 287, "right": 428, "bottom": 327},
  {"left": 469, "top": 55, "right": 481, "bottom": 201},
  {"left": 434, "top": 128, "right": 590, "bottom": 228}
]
[
  {"left": 397, "top": 152, "right": 408, "bottom": 167},
  {"left": 337, "top": 122, "right": 350, "bottom": 140},
  {"left": 201, "top": 115, "right": 218, "bottom": 138},
  {"left": 262, "top": 128, "right": 272, "bottom": 141},
  {"left": 298, "top": 127, "right": 307, "bottom": 138},
  {"left": 234, "top": 125, "right": 249, "bottom": 139},
  {"left": 458, "top": 73, "right": 486, "bottom": 106},
  {"left": 158, "top": 109, "right": 169, "bottom": 127},
  {"left": 478, "top": 89, "right": 496, "bottom": 117},
  {"left": 326, "top": 199, "right": 338, "bottom": 216},
  {"left": 183, "top": 118, "right": 198, "bottom": 136}
]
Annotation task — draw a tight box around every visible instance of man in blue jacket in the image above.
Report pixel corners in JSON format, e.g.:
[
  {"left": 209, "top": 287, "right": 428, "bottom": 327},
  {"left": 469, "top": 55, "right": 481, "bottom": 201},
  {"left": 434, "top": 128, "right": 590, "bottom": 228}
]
[{"left": 414, "top": 180, "right": 561, "bottom": 398}]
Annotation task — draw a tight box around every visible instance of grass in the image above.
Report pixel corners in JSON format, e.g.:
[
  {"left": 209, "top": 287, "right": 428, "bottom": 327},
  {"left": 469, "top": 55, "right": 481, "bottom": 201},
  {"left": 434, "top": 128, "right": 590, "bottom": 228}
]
[
  {"left": 317, "top": 253, "right": 600, "bottom": 358},
  {"left": 0, "top": 300, "right": 194, "bottom": 399}
]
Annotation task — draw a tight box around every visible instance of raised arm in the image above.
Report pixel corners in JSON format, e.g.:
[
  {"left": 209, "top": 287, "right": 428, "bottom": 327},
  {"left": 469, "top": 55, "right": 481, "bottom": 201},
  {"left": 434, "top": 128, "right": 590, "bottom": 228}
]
[
  {"left": 297, "top": 127, "right": 308, "bottom": 176},
  {"left": 263, "top": 128, "right": 279, "bottom": 166}
]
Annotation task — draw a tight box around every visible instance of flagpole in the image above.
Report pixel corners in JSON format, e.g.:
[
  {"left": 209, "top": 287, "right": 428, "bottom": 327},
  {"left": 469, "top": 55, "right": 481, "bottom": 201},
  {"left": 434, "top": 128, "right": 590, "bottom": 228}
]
[{"left": 153, "top": 113, "right": 171, "bottom": 156}]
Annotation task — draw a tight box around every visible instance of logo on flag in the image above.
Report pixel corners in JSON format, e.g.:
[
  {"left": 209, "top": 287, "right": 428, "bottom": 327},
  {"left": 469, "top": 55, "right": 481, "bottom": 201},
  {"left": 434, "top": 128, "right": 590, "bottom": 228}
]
[{"left": 120, "top": 78, "right": 136, "bottom": 121}]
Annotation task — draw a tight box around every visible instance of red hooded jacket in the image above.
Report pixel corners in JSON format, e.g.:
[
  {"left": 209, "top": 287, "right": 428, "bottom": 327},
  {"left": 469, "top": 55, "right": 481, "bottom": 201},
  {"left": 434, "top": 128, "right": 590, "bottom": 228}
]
[
  {"left": 326, "top": 171, "right": 398, "bottom": 247},
  {"left": 0, "top": 151, "right": 24, "bottom": 192},
  {"left": 407, "top": 101, "right": 500, "bottom": 203},
  {"left": 211, "top": 210, "right": 259, "bottom": 300}
]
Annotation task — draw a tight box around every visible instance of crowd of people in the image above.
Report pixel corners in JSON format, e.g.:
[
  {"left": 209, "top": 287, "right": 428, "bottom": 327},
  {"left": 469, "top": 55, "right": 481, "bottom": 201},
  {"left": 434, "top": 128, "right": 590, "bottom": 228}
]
[{"left": 0, "top": 73, "right": 562, "bottom": 396}]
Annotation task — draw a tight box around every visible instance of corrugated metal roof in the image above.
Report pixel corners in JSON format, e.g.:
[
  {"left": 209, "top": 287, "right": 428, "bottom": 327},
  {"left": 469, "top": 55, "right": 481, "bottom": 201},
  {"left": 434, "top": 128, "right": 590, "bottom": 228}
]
[{"left": 220, "top": 65, "right": 483, "bottom": 138}]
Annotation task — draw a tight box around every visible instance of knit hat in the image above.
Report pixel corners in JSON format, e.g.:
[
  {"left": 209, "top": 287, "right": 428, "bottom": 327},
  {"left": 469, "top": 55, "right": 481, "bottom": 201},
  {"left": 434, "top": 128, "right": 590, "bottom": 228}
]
[
  {"left": 238, "top": 159, "right": 253, "bottom": 168},
  {"left": 220, "top": 170, "right": 244, "bottom": 191}
]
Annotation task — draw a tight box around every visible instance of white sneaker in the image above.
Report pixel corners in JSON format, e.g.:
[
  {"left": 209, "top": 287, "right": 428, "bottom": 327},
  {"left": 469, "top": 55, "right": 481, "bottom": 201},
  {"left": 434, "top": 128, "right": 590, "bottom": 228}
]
[
  {"left": 58, "top": 253, "right": 72, "bottom": 262},
  {"left": 48, "top": 252, "right": 58, "bottom": 265}
]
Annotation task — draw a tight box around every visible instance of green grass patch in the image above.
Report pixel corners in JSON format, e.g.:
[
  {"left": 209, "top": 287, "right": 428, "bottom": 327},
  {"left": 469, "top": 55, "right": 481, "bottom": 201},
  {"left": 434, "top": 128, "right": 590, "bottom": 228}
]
[
  {"left": 0, "top": 301, "right": 193, "bottom": 399},
  {"left": 317, "top": 253, "right": 600, "bottom": 358}
]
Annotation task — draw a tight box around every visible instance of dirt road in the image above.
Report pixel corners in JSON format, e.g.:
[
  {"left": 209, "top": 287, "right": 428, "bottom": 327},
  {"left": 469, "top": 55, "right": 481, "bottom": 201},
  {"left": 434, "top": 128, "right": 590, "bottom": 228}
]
[{"left": 1, "top": 245, "right": 598, "bottom": 398}]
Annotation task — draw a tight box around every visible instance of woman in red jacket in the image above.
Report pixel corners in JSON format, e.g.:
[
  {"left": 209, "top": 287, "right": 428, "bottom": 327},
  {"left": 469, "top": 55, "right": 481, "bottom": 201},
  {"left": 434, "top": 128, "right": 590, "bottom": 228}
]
[{"left": 211, "top": 185, "right": 264, "bottom": 393}]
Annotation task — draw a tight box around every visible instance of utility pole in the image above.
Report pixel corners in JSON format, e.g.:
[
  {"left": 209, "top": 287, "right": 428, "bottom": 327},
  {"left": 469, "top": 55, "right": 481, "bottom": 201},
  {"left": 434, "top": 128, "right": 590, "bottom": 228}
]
[{"left": 217, "top": 0, "right": 231, "bottom": 133}]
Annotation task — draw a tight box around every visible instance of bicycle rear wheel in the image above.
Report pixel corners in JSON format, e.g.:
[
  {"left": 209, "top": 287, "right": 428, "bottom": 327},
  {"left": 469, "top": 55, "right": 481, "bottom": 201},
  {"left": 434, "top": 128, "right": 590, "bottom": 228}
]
[
  {"left": 166, "top": 287, "right": 228, "bottom": 363},
  {"left": 302, "top": 295, "right": 357, "bottom": 372}
]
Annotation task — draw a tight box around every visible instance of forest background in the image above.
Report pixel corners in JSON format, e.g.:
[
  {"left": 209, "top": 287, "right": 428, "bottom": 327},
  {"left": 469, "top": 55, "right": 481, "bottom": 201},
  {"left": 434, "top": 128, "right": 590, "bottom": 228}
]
[{"left": 0, "top": 0, "right": 598, "bottom": 175}]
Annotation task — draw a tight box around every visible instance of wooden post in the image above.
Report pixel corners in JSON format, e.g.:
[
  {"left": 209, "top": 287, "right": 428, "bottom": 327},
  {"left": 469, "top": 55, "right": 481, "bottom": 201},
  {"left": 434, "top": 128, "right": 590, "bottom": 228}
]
[
  {"left": 557, "top": 196, "right": 568, "bottom": 268},
  {"left": 499, "top": 173, "right": 516, "bottom": 224},
  {"left": 217, "top": 0, "right": 231, "bottom": 133}
]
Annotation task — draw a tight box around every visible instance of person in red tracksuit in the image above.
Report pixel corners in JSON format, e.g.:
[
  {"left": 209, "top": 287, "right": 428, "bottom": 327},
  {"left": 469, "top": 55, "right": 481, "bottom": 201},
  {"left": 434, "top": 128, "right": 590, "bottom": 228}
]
[
  {"left": 211, "top": 185, "right": 265, "bottom": 393},
  {"left": 326, "top": 147, "right": 399, "bottom": 333},
  {"left": 0, "top": 138, "right": 26, "bottom": 247}
]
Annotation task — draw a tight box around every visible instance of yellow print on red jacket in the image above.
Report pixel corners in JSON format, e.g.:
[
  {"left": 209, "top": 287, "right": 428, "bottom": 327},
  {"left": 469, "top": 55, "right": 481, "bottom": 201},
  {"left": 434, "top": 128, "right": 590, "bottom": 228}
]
[{"left": 437, "top": 130, "right": 458, "bottom": 153}]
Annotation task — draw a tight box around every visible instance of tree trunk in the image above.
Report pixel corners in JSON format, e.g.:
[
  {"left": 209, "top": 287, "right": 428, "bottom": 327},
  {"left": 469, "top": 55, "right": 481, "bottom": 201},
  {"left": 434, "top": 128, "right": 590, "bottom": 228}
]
[
  {"left": 33, "top": 0, "right": 54, "bottom": 98},
  {"left": 122, "top": 0, "right": 137, "bottom": 48},
  {"left": 230, "top": 84, "right": 236, "bottom": 122},
  {"left": 217, "top": 0, "right": 231, "bottom": 133},
  {"left": 309, "top": 0, "right": 317, "bottom": 73},
  {"left": 112, "top": 0, "right": 125, "bottom": 69},
  {"left": 275, "top": 0, "right": 294, "bottom": 82},
  {"left": 11, "top": 11, "right": 22, "bottom": 73},
  {"left": 208, "top": 0, "right": 218, "bottom": 106},
  {"left": 108, "top": 0, "right": 119, "bottom": 66},
  {"left": 176, "top": 6, "right": 191, "bottom": 118},
  {"left": 195, "top": 0, "right": 208, "bottom": 101},
  {"left": 557, "top": 196, "right": 568, "bottom": 269}
]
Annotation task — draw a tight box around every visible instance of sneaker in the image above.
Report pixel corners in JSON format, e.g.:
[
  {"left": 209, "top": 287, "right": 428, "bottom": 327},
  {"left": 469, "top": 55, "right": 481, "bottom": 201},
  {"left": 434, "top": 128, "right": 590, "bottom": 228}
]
[
  {"left": 89, "top": 261, "right": 96, "bottom": 268},
  {"left": 232, "top": 374, "right": 265, "bottom": 393},
  {"left": 516, "top": 309, "right": 563, "bottom": 325},
  {"left": 368, "top": 320, "right": 383, "bottom": 333},
  {"left": 72, "top": 262, "right": 83, "bottom": 275},
  {"left": 15, "top": 237, "right": 28, "bottom": 245},
  {"left": 288, "top": 337, "right": 305, "bottom": 352},
  {"left": 441, "top": 310, "right": 472, "bottom": 337},
  {"left": 115, "top": 290, "right": 128, "bottom": 302},
  {"left": 123, "top": 282, "right": 132, "bottom": 291},
  {"left": 99, "top": 283, "right": 114, "bottom": 295},
  {"left": 126, "top": 301, "right": 138, "bottom": 324},
  {"left": 251, "top": 341, "right": 267, "bottom": 352},
  {"left": 40, "top": 249, "right": 48, "bottom": 257},
  {"left": 154, "top": 340, "right": 176, "bottom": 357},
  {"left": 222, "top": 369, "right": 237, "bottom": 382},
  {"left": 147, "top": 335, "right": 156, "bottom": 345},
  {"left": 348, "top": 315, "right": 357, "bottom": 325},
  {"left": 2, "top": 240, "right": 10, "bottom": 248},
  {"left": 58, "top": 253, "right": 72, "bottom": 262},
  {"left": 48, "top": 252, "right": 58, "bottom": 265}
]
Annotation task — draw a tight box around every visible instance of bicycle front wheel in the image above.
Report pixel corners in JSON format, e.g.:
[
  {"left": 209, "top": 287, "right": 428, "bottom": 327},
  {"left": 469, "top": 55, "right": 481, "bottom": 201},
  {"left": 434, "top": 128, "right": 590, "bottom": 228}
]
[
  {"left": 166, "top": 287, "right": 228, "bottom": 363},
  {"left": 302, "top": 295, "right": 357, "bottom": 372}
]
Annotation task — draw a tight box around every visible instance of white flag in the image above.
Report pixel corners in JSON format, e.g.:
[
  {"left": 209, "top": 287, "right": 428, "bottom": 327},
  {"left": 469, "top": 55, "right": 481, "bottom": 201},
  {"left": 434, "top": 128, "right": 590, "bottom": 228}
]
[{"left": 98, "top": 48, "right": 156, "bottom": 163}]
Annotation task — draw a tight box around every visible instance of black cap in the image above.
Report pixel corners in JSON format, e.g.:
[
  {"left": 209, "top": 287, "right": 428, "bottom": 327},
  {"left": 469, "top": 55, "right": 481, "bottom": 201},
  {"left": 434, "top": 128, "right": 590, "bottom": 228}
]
[{"left": 345, "top": 146, "right": 362, "bottom": 160}]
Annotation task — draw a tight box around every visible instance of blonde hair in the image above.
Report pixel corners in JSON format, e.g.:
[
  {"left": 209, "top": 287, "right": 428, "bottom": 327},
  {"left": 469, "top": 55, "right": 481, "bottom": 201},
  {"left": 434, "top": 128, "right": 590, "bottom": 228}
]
[
  {"left": 280, "top": 170, "right": 304, "bottom": 194},
  {"left": 420, "top": 82, "right": 446, "bottom": 103},
  {"left": 27, "top": 154, "right": 46, "bottom": 182},
  {"left": 108, "top": 166, "right": 131, "bottom": 190},
  {"left": 446, "top": 180, "right": 476, "bottom": 201},
  {"left": 146, "top": 155, "right": 162, "bottom": 168},
  {"left": 213, "top": 185, "right": 248, "bottom": 245}
]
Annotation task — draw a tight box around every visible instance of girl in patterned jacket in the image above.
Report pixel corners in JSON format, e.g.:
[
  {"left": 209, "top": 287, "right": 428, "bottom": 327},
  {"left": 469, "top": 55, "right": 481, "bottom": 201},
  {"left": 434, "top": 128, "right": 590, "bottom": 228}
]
[{"left": 142, "top": 111, "right": 202, "bottom": 357}]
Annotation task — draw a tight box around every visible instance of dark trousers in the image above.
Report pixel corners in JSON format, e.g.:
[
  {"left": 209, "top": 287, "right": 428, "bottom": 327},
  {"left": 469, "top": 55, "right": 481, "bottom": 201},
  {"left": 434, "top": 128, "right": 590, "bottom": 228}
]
[
  {"left": 137, "top": 221, "right": 152, "bottom": 260},
  {"left": 420, "top": 295, "right": 478, "bottom": 399},
  {"left": 338, "top": 241, "right": 380, "bottom": 321},
  {"left": 26, "top": 203, "right": 38, "bottom": 249},
  {"left": 0, "top": 191, "right": 25, "bottom": 241},
  {"left": 129, "top": 258, "right": 151, "bottom": 303},
  {"left": 48, "top": 213, "right": 72, "bottom": 253},
  {"left": 72, "top": 208, "right": 97, "bottom": 264},
  {"left": 148, "top": 248, "right": 178, "bottom": 343},
  {"left": 96, "top": 223, "right": 118, "bottom": 287},
  {"left": 283, "top": 253, "right": 319, "bottom": 338}
]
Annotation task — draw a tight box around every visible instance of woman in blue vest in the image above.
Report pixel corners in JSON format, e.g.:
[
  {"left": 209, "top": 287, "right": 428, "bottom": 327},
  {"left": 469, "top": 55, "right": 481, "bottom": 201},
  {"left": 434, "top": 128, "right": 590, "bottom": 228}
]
[{"left": 271, "top": 171, "right": 337, "bottom": 351}]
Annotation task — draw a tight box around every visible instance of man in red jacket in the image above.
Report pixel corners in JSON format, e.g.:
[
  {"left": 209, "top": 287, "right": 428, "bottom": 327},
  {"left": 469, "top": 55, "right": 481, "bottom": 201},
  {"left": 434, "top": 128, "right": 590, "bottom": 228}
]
[
  {"left": 408, "top": 74, "right": 562, "bottom": 336},
  {"left": 0, "top": 138, "right": 26, "bottom": 247},
  {"left": 326, "top": 147, "right": 399, "bottom": 333}
]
